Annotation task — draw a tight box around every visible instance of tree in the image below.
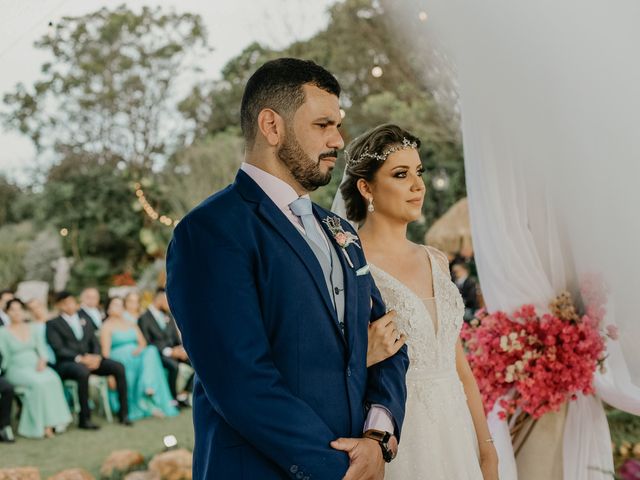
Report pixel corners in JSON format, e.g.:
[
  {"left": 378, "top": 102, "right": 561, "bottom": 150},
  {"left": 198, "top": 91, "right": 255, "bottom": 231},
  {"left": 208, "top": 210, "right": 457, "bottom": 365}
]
[
  {"left": 3, "top": 5, "right": 208, "bottom": 171},
  {"left": 162, "top": 129, "right": 245, "bottom": 216},
  {"left": 0, "top": 222, "right": 35, "bottom": 288},
  {"left": 36, "top": 152, "right": 173, "bottom": 289},
  {"left": 178, "top": 43, "right": 278, "bottom": 139},
  {"left": 0, "top": 176, "right": 23, "bottom": 226}
]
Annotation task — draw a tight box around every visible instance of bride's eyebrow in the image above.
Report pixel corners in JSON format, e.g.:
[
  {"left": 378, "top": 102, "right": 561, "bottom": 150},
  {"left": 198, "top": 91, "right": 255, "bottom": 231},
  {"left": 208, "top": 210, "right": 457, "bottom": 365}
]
[{"left": 391, "top": 164, "right": 422, "bottom": 170}]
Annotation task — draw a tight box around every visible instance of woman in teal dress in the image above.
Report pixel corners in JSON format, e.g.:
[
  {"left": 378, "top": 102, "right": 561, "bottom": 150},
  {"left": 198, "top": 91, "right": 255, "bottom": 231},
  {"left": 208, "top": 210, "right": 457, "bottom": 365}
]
[
  {"left": 0, "top": 299, "right": 72, "bottom": 438},
  {"left": 100, "top": 297, "right": 178, "bottom": 421}
]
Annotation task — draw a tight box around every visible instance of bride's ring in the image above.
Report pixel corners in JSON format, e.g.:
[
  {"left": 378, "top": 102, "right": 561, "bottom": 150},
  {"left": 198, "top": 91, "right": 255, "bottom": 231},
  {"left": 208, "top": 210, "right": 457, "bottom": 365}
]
[{"left": 396, "top": 333, "right": 401, "bottom": 341}]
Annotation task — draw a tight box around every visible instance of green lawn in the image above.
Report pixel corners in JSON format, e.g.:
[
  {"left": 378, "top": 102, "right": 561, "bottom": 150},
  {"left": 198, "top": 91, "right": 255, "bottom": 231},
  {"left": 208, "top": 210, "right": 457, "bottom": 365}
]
[
  {"left": 1, "top": 406, "right": 637, "bottom": 478},
  {"left": 0, "top": 409, "right": 194, "bottom": 478}
]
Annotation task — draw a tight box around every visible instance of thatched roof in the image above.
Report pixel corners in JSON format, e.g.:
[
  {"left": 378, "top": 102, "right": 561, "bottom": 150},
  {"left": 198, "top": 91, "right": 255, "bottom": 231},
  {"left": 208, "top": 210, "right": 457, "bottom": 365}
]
[{"left": 425, "top": 198, "right": 474, "bottom": 258}]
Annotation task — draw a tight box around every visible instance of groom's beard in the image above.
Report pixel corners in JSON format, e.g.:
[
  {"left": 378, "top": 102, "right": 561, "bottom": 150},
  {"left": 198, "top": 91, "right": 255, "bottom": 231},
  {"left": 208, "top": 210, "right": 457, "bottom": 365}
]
[{"left": 277, "top": 129, "right": 335, "bottom": 192}]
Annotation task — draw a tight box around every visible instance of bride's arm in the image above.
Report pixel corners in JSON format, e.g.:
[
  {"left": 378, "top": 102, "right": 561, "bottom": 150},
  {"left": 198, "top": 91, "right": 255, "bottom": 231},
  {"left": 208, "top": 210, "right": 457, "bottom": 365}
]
[
  {"left": 366, "top": 311, "right": 406, "bottom": 367},
  {"left": 456, "top": 338, "right": 499, "bottom": 479}
]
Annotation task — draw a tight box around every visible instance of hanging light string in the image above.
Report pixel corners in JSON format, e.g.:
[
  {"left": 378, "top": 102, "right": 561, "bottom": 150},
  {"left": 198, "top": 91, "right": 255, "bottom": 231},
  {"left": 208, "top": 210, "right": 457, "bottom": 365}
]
[{"left": 134, "top": 183, "right": 179, "bottom": 227}]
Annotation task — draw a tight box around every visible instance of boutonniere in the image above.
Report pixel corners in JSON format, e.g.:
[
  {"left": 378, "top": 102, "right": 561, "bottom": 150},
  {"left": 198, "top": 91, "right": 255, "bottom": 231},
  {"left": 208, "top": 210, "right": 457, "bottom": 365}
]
[
  {"left": 79, "top": 319, "right": 86, "bottom": 327},
  {"left": 322, "top": 216, "right": 361, "bottom": 268}
]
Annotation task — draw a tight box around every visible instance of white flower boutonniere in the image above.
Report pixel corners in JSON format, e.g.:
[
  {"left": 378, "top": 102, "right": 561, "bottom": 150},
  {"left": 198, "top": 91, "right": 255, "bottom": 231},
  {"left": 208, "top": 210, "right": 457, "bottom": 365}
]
[{"left": 322, "top": 216, "right": 360, "bottom": 268}]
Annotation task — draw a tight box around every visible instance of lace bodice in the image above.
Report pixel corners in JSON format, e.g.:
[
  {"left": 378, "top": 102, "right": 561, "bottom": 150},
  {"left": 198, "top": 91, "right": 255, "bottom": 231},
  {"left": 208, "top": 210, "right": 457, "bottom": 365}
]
[
  {"left": 370, "top": 246, "right": 465, "bottom": 374},
  {"left": 373, "top": 246, "right": 483, "bottom": 479}
]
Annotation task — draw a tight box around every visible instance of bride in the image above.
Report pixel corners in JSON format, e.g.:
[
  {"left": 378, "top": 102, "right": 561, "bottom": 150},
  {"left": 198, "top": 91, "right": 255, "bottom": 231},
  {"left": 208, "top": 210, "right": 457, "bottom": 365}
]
[{"left": 334, "top": 124, "right": 498, "bottom": 479}]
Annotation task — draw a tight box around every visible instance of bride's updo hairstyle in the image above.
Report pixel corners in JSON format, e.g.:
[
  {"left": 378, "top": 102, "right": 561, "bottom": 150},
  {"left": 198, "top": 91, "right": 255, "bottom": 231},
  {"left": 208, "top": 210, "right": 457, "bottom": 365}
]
[{"left": 340, "top": 123, "right": 421, "bottom": 223}]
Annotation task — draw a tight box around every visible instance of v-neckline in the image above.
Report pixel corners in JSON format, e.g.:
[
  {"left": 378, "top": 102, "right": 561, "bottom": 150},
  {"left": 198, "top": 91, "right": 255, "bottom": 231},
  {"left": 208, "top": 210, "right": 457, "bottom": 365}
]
[
  {"left": 6, "top": 325, "right": 33, "bottom": 344},
  {"left": 370, "top": 246, "right": 441, "bottom": 339}
]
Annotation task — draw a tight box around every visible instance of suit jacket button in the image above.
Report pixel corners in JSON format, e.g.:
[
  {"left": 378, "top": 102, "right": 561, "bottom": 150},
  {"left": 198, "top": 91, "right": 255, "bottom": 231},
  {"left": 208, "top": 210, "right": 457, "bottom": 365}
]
[
  {"left": 296, "top": 473, "right": 304, "bottom": 479},
  {"left": 347, "top": 367, "right": 351, "bottom": 377},
  {"left": 290, "top": 465, "right": 298, "bottom": 474}
]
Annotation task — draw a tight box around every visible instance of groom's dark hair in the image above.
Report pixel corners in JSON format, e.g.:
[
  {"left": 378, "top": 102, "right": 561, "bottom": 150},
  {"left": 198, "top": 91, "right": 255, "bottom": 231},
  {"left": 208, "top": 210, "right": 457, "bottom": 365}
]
[{"left": 240, "top": 58, "right": 341, "bottom": 148}]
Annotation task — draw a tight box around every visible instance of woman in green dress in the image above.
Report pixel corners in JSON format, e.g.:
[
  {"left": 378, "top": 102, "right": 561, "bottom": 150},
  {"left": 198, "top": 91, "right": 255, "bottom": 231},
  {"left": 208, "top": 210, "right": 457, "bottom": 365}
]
[
  {"left": 0, "top": 299, "right": 72, "bottom": 438},
  {"left": 100, "top": 297, "right": 178, "bottom": 421}
]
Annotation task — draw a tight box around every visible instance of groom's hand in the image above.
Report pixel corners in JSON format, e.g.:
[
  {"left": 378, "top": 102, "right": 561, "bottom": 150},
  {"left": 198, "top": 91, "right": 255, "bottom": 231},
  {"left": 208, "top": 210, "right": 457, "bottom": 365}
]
[{"left": 330, "top": 437, "right": 384, "bottom": 480}]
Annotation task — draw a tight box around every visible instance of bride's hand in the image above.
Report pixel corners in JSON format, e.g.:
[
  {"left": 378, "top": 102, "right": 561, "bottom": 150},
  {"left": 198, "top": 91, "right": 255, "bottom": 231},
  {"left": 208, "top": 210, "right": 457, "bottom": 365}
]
[
  {"left": 367, "top": 311, "right": 406, "bottom": 367},
  {"left": 479, "top": 443, "right": 499, "bottom": 480}
]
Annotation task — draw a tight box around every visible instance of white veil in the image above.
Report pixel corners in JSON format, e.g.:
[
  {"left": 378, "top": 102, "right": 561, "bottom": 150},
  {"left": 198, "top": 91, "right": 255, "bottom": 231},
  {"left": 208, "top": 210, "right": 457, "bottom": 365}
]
[
  {"left": 387, "top": 1, "right": 640, "bottom": 478},
  {"left": 330, "top": 168, "right": 349, "bottom": 219}
]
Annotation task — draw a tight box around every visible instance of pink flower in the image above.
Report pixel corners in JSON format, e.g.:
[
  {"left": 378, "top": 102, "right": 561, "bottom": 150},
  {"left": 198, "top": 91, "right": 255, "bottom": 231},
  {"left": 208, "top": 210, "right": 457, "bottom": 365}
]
[
  {"left": 462, "top": 292, "right": 607, "bottom": 419},
  {"left": 619, "top": 458, "right": 640, "bottom": 480},
  {"left": 606, "top": 324, "right": 619, "bottom": 340},
  {"left": 335, "top": 232, "right": 348, "bottom": 247}
]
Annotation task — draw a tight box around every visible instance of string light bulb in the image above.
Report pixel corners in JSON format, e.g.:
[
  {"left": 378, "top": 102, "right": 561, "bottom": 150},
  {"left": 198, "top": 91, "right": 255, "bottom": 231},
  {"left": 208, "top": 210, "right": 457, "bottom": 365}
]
[{"left": 134, "top": 183, "right": 179, "bottom": 227}]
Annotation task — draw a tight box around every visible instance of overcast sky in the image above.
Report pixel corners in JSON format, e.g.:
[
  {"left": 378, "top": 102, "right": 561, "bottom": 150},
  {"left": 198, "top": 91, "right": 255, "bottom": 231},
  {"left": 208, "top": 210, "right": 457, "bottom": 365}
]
[{"left": 0, "top": 0, "right": 337, "bottom": 181}]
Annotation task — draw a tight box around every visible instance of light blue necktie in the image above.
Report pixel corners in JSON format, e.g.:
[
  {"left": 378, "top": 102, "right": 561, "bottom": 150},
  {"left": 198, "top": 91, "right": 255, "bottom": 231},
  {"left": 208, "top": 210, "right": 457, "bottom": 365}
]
[{"left": 289, "top": 197, "right": 330, "bottom": 260}]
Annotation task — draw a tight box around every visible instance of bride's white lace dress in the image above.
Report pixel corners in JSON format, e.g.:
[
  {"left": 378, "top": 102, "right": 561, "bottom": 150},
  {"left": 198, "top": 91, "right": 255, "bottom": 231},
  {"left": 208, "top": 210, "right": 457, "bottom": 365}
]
[{"left": 371, "top": 246, "right": 483, "bottom": 479}]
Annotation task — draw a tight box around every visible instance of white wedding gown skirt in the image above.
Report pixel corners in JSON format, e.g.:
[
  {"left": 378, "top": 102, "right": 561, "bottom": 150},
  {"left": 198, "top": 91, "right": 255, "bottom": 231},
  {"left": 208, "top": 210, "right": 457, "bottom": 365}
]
[{"left": 371, "top": 247, "right": 483, "bottom": 480}]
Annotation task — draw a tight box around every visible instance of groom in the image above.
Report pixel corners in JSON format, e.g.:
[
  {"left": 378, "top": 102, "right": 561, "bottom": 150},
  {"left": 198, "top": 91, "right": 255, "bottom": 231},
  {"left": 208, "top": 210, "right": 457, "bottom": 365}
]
[{"left": 166, "top": 58, "right": 409, "bottom": 479}]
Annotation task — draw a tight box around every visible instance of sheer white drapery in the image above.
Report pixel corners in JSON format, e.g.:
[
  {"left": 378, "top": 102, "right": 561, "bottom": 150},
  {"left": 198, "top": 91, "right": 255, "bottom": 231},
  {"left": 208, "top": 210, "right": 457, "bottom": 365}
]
[{"left": 389, "top": 1, "right": 640, "bottom": 478}]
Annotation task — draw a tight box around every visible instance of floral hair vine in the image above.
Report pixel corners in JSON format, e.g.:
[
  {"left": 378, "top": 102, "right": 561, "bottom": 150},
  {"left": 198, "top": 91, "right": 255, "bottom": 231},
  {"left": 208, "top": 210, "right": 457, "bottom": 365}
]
[{"left": 345, "top": 137, "right": 418, "bottom": 169}]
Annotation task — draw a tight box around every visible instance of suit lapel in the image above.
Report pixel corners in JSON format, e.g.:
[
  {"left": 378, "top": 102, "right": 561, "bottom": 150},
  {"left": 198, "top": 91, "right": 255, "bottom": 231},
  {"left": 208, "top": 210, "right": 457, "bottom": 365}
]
[
  {"left": 315, "top": 207, "right": 358, "bottom": 351},
  {"left": 145, "top": 311, "right": 164, "bottom": 340},
  {"left": 257, "top": 198, "right": 340, "bottom": 326},
  {"left": 56, "top": 316, "right": 80, "bottom": 344}
]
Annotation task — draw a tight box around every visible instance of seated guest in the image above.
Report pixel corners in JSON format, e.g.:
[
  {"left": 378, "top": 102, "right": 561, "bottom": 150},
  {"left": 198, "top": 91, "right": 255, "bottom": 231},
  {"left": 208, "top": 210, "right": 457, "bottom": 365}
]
[
  {"left": 26, "top": 298, "right": 56, "bottom": 365},
  {"left": 122, "top": 291, "right": 141, "bottom": 324},
  {"left": 452, "top": 261, "right": 480, "bottom": 322},
  {"left": 79, "top": 287, "right": 104, "bottom": 330},
  {"left": 0, "top": 353, "right": 16, "bottom": 443},
  {"left": 138, "top": 288, "right": 192, "bottom": 405},
  {"left": 0, "top": 289, "right": 14, "bottom": 327},
  {"left": 101, "top": 297, "right": 178, "bottom": 420},
  {"left": 0, "top": 299, "right": 71, "bottom": 438},
  {"left": 26, "top": 298, "right": 51, "bottom": 324},
  {"left": 46, "top": 291, "right": 131, "bottom": 429}
]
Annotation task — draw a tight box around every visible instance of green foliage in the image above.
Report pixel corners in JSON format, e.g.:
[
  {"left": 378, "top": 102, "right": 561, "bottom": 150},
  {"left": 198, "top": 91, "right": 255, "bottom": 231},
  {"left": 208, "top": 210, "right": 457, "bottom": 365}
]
[
  {"left": 35, "top": 154, "right": 173, "bottom": 289},
  {"left": 2, "top": 4, "right": 208, "bottom": 170},
  {"left": 0, "top": 176, "right": 29, "bottom": 227},
  {"left": 162, "top": 129, "right": 245, "bottom": 216},
  {"left": 608, "top": 407, "right": 640, "bottom": 445},
  {"left": 0, "top": 222, "right": 36, "bottom": 288}
]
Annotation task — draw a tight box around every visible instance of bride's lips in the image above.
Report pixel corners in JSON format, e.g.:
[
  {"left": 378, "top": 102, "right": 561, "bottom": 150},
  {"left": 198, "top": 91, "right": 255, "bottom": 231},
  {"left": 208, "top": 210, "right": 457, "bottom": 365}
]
[{"left": 407, "top": 198, "right": 423, "bottom": 205}]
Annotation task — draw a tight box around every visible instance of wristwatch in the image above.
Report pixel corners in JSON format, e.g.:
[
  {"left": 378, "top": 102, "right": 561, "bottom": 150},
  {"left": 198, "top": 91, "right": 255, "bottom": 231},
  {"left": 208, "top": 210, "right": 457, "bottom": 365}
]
[{"left": 363, "top": 429, "right": 396, "bottom": 463}]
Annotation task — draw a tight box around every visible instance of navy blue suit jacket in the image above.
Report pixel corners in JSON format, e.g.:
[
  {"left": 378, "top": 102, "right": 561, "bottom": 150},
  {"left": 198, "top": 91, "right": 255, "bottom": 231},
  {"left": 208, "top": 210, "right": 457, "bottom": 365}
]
[{"left": 166, "top": 170, "right": 408, "bottom": 479}]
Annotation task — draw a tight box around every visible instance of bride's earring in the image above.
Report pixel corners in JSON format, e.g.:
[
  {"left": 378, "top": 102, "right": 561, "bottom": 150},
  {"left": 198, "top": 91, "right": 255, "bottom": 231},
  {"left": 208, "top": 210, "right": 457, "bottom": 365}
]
[{"left": 368, "top": 197, "right": 375, "bottom": 213}]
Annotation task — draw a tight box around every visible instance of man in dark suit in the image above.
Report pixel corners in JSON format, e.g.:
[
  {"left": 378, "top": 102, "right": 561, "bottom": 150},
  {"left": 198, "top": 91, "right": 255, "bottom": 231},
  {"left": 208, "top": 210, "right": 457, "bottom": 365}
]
[
  {"left": 138, "top": 288, "right": 191, "bottom": 405},
  {"left": 46, "top": 291, "right": 131, "bottom": 429},
  {"left": 452, "top": 262, "right": 480, "bottom": 322},
  {"left": 78, "top": 287, "right": 104, "bottom": 330},
  {"left": 0, "top": 351, "right": 15, "bottom": 443},
  {"left": 167, "top": 58, "right": 408, "bottom": 479}
]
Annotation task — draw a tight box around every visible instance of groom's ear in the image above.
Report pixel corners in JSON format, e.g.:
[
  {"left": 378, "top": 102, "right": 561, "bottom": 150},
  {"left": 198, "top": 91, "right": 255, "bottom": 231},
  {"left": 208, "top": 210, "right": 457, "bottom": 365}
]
[{"left": 257, "top": 108, "right": 285, "bottom": 147}]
